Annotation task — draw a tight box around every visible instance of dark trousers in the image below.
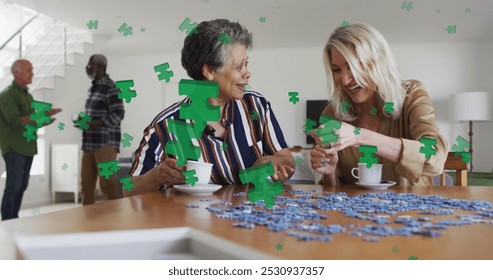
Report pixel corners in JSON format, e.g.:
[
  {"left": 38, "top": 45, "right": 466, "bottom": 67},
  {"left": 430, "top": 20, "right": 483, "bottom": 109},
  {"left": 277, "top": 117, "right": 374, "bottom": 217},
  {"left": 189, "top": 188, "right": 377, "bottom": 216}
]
[{"left": 1, "top": 151, "right": 33, "bottom": 221}]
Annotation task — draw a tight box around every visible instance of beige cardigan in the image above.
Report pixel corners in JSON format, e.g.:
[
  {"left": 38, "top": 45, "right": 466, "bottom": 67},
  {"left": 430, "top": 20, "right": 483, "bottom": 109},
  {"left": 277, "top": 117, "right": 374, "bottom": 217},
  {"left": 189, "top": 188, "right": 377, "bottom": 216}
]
[{"left": 320, "top": 80, "right": 449, "bottom": 186}]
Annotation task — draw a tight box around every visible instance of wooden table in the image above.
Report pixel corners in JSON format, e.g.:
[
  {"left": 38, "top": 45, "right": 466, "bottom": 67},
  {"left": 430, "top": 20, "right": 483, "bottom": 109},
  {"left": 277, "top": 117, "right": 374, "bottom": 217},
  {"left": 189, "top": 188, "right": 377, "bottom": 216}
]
[{"left": 2, "top": 184, "right": 493, "bottom": 259}]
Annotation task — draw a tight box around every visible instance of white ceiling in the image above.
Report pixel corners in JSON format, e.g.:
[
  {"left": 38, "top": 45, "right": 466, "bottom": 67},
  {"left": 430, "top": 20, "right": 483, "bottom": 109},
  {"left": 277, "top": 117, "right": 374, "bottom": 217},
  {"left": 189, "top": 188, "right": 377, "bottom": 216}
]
[{"left": 8, "top": 0, "right": 493, "bottom": 53}]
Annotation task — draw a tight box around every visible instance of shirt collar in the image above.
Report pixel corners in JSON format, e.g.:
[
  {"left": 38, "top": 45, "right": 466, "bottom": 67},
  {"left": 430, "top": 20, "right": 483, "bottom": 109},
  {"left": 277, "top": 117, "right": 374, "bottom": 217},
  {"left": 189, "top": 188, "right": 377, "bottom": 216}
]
[
  {"left": 92, "top": 74, "right": 109, "bottom": 85},
  {"left": 11, "top": 81, "right": 29, "bottom": 93},
  {"left": 182, "top": 98, "right": 235, "bottom": 136}
]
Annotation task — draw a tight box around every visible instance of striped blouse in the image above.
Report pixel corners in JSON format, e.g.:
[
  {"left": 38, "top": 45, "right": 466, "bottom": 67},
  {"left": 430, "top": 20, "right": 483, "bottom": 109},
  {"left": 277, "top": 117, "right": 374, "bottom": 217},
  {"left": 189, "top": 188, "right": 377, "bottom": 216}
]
[{"left": 129, "top": 91, "right": 289, "bottom": 184}]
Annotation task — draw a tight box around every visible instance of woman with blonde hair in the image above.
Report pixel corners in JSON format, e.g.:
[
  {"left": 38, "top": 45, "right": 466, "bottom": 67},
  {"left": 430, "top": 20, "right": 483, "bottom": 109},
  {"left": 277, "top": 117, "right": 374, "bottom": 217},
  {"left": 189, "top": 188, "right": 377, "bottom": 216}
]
[{"left": 311, "top": 23, "right": 448, "bottom": 186}]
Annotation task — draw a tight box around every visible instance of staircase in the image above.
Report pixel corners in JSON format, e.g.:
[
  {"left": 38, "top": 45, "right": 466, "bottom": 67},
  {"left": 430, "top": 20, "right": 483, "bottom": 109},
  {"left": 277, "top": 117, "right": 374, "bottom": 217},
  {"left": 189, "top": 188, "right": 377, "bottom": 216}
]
[
  {"left": 0, "top": 1, "right": 93, "bottom": 180},
  {"left": 0, "top": 2, "right": 93, "bottom": 99}
]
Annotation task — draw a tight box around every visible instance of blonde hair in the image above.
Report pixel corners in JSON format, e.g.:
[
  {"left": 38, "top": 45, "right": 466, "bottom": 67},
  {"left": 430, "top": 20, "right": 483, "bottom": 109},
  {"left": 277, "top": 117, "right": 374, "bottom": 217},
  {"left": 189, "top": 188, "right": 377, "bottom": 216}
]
[{"left": 323, "top": 23, "right": 405, "bottom": 121}]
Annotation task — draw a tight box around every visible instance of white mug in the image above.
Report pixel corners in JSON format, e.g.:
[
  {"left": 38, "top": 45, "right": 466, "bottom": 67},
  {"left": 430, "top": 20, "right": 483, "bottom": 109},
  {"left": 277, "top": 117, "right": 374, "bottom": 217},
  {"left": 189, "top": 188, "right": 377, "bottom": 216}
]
[
  {"left": 351, "top": 163, "right": 382, "bottom": 184},
  {"left": 186, "top": 160, "right": 213, "bottom": 185}
]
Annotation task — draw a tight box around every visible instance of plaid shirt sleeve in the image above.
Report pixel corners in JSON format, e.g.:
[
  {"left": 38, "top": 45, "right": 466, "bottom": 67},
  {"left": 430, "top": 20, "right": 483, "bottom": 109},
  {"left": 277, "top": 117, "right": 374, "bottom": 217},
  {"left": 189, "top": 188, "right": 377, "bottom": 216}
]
[{"left": 102, "top": 86, "right": 124, "bottom": 126}]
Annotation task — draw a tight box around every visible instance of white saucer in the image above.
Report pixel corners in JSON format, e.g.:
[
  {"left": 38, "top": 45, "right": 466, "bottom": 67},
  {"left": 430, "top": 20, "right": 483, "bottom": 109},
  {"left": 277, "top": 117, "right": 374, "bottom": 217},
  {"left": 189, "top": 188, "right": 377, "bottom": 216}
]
[
  {"left": 355, "top": 181, "right": 396, "bottom": 190},
  {"left": 174, "top": 183, "right": 222, "bottom": 195}
]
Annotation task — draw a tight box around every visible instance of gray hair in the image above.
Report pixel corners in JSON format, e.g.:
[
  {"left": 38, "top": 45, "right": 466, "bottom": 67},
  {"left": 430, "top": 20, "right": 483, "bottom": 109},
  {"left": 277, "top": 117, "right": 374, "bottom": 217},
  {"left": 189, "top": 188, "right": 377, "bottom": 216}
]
[
  {"left": 323, "top": 23, "right": 405, "bottom": 121},
  {"left": 181, "top": 19, "right": 253, "bottom": 80},
  {"left": 89, "top": 54, "right": 108, "bottom": 70},
  {"left": 10, "top": 59, "right": 29, "bottom": 74}
]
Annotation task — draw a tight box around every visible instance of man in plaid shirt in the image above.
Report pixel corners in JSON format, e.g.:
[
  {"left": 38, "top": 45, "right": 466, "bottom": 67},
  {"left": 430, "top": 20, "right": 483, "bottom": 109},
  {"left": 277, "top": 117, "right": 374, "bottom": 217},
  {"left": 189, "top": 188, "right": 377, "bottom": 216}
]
[{"left": 78, "top": 54, "right": 125, "bottom": 205}]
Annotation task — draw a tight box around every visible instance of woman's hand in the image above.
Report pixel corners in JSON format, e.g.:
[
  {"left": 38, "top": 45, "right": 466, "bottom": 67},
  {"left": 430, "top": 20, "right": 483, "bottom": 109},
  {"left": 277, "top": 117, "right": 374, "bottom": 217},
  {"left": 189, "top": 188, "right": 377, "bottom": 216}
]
[
  {"left": 154, "top": 158, "right": 186, "bottom": 186},
  {"left": 323, "top": 122, "right": 360, "bottom": 154},
  {"left": 253, "top": 155, "right": 295, "bottom": 183},
  {"left": 310, "top": 144, "right": 338, "bottom": 175}
]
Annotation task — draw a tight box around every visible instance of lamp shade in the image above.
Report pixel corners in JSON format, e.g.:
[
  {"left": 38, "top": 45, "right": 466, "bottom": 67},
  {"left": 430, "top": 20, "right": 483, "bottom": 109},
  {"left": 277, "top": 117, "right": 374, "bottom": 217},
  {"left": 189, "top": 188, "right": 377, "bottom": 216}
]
[{"left": 450, "top": 91, "right": 492, "bottom": 121}]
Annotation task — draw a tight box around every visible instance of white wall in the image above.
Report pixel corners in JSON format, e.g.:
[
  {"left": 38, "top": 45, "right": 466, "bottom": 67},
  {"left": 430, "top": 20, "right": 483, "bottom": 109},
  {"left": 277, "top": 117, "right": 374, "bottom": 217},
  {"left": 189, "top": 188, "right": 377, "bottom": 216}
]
[{"left": 393, "top": 40, "right": 493, "bottom": 172}]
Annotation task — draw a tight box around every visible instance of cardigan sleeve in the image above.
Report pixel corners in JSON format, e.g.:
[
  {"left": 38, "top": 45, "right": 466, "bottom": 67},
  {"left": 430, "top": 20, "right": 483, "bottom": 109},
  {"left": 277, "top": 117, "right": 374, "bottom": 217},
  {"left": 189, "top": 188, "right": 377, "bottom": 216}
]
[{"left": 395, "top": 83, "right": 449, "bottom": 183}]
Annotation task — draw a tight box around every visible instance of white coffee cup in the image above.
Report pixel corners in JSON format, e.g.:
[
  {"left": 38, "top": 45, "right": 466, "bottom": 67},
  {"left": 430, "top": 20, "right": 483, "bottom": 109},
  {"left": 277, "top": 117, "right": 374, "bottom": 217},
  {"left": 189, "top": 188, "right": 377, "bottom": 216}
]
[
  {"left": 186, "top": 160, "right": 213, "bottom": 185},
  {"left": 351, "top": 163, "right": 382, "bottom": 184}
]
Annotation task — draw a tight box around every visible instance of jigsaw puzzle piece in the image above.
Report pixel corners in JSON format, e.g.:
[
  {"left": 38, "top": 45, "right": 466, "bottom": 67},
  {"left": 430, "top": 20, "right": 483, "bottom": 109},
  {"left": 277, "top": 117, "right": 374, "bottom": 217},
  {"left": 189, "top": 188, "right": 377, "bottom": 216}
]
[
  {"left": 178, "top": 79, "right": 220, "bottom": 135},
  {"left": 239, "top": 162, "right": 284, "bottom": 208},
  {"left": 165, "top": 119, "right": 202, "bottom": 167}
]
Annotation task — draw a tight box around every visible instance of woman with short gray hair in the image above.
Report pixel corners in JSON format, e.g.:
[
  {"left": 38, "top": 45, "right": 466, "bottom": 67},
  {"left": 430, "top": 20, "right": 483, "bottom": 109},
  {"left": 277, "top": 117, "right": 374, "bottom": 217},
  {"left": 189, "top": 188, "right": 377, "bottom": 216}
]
[{"left": 126, "top": 19, "right": 294, "bottom": 196}]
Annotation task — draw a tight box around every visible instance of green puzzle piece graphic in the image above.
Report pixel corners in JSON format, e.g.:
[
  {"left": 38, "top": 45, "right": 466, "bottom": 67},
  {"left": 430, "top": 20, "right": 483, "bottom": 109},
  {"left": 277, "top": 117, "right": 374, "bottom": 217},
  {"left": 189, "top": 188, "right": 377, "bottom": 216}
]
[
  {"left": 419, "top": 137, "right": 437, "bottom": 159},
  {"left": 221, "top": 141, "right": 228, "bottom": 152},
  {"left": 454, "top": 152, "right": 471, "bottom": 165},
  {"left": 316, "top": 115, "right": 342, "bottom": 146},
  {"left": 354, "top": 127, "right": 361, "bottom": 136},
  {"left": 359, "top": 145, "right": 378, "bottom": 168},
  {"left": 121, "top": 133, "right": 133, "bottom": 148},
  {"left": 116, "top": 80, "right": 137, "bottom": 103},
  {"left": 303, "top": 118, "right": 317, "bottom": 135},
  {"left": 23, "top": 124, "right": 38, "bottom": 142},
  {"left": 98, "top": 160, "right": 120, "bottom": 179},
  {"left": 58, "top": 122, "right": 65, "bottom": 131},
  {"left": 154, "top": 62, "right": 174, "bottom": 83},
  {"left": 446, "top": 25, "right": 456, "bottom": 34},
  {"left": 451, "top": 135, "right": 470, "bottom": 152},
  {"left": 31, "top": 207, "right": 40, "bottom": 215},
  {"left": 183, "top": 170, "right": 199, "bottom": 186},
  {"left": 178, "top": 17, "right": 198, "bottom": 36},
  {"left": 165, "top": 119, "right": 202, "bottom": 167},
  {"left": 87, "top": 20, "right": 98, "bottom": 29},
  {"left": 370, "top": 106, "right": 377, "bottom": 116},
  {"left": 239, "top": 161, "right": 284, "bottom": 209},
  {"left": 251, "top": 111, "right": 259, "bottom": 121},
  {"left": 178, "top": 79, "right": 220, "bottom": 135},
  {"left": 30, "top": 100, "right": 52, "bottom": 128},
  {"left": 341, "top": 20, "right": 350, "bottom": 27},
  {"left": 218, "top": 32, "right": 232, "bottom": 45},
  {"left": 120, "top": 176, "right": 135, "bottom": 192},
  {"left": 294, "top": 156, "right": 303, "bottom": 167},
  {"left": 118, "top": 22, "right": 133, "bottom": 36},
  {"left": 401, "top": 1, "right": 413, "bottom": 11},
  {"left": 384, "top": 102, "right": 394, "bottom": 114},
  {"left": 288, "top": 92, "right": 299, "bottom": 104},
  {"left": 75, "top": 112, "right": 92, "bottom": 130},
  {"left": 340, "top": 99, "right": 351, "bottom": 113}
]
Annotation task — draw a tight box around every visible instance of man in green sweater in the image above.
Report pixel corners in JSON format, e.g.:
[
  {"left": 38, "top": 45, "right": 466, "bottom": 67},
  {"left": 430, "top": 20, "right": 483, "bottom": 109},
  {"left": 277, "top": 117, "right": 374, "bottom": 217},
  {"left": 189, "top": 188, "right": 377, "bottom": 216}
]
[{"left": 0, "top": 59, "right": 61, "bottom": 220}]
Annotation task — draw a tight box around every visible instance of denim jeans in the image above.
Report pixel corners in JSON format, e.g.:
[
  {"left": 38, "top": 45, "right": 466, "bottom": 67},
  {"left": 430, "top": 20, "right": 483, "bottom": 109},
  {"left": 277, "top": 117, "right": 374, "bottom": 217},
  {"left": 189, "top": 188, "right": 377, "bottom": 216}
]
[{"left": 1, "top": 151, "right": 33, "bottom": 221}]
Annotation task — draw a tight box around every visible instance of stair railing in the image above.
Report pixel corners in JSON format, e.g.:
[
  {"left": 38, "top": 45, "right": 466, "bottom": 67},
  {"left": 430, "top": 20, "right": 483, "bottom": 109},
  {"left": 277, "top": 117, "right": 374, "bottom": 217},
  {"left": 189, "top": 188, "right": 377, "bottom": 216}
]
[{"left": 1, "top": 14, "right": 89, "bottom": 92}]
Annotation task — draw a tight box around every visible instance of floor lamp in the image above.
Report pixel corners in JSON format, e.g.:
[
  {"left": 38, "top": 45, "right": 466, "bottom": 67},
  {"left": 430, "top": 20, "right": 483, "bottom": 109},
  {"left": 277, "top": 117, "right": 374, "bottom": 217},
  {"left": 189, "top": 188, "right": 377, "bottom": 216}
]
[{"left": 450, "top": 91, "right": 492, "bottom": 171}]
